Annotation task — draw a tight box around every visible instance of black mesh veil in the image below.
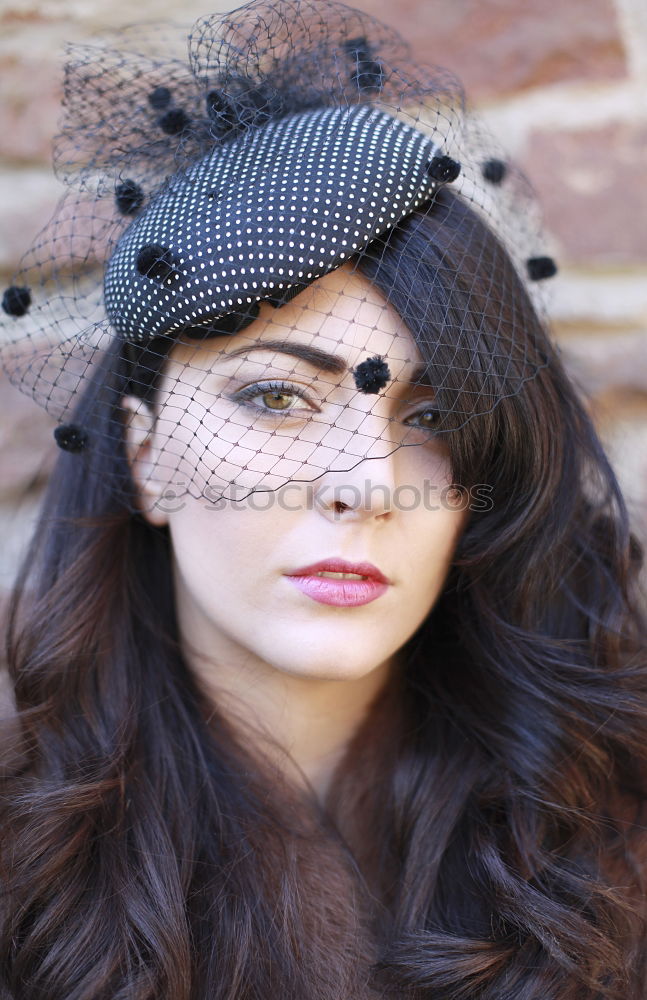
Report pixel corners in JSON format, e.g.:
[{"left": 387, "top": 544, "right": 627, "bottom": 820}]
[{"left": 0, "top": 0, "right": 558, "bottom": 510}]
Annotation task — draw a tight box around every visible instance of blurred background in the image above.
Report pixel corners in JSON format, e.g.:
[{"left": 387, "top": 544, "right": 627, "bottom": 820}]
[{"left": 1, "top": 0, "right": 646, "bottom": 615}]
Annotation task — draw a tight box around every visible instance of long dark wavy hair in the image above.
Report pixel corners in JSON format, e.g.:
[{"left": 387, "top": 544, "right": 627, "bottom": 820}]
[{"left": 2, "top": 190, "right": 646, "bottom": 999}]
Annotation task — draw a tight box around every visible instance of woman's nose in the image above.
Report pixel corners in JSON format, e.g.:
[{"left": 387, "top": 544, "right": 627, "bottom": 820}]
[{"left": 313, "top": 444, "right": 399, "bottom": 522}]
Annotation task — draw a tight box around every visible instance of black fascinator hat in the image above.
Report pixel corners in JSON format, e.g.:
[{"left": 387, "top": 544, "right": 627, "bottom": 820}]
[{"left": 0, "top": 0, "right": 558, "bottom": 506}]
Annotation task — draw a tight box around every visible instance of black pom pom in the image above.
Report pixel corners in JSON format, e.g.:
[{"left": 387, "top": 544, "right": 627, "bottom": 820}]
[
  {"left": 351, "top": 58, "right": 385, "bottom": 94},
  {"left": 115, "top": 179, "right": 144, "bottom": 215},
  {"left": 343, "top": 36, "right": 371, "bottom": 61},
  {"left": 344, "top": 36, "right": 385, "bottom": 94},
  {"left": 206, "top": 90, "right": 238, "bottom": 136},
  {"left": 54, "top": 423, "right": 88, "bottom": 453},
  {"left": 148, "top": 86, "right": 172, "bottom": 110},
  {"left": 482, "top": 158, "right": 508, "bottom": 185},
  {"left": 135, "top": 244, "right": 179, "bottom": 283},
  {"left": 351, "top": 355, "right": 392, "bottom": 394},
  {"left": 427, "top": 154, "right": 461, "bottom": 184},
  {"left": 527, "top": 256, "right": 558, "bottom": 281},
  {"left": 2, "top": 285, "right": 31, "bottom": 317},
  {"left": 240, "top": 82, "right": 286, "bottom": 127},
  {"left": 158, "top": 108, "right": 191, "bottom": 136}
]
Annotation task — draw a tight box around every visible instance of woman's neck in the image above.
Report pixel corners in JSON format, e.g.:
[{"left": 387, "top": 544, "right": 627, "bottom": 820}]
[{"left": 184, "top": 634, "right": 398, "bottom": 806}]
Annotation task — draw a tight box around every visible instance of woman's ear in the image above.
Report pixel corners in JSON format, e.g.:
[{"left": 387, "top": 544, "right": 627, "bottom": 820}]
[{"left": 121, "top": 394, "right": 168, "bottom": 525}]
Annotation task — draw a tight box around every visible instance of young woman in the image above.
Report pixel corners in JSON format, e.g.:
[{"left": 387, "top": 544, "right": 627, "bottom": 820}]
[{"left": 1, "top": 2, "right": 646, "bottom": 998}]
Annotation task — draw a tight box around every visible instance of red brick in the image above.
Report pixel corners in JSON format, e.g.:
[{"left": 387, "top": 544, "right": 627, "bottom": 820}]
[
  {"left": 351, "top": 0, "right": 626, "bottom": 100},
  {"left": 0, "top": 55, "right": 62, "bottom": 164},
  {"left": 0, "top": 169, "right": 64, "bottom": 273},
  {"left": 561, "top": 332, "right": 647, "bottom": 396},
  {"left": 523, "top": 123, "right": 647, "bottom": 263}
]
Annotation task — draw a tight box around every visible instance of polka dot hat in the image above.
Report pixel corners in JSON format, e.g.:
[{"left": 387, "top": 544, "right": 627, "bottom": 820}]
[
  {"left": 105, "top": 105, "right": 442, "bottom": 344},
  {"left": 0, "top": 0, "right": 559, "bottom": 508}
]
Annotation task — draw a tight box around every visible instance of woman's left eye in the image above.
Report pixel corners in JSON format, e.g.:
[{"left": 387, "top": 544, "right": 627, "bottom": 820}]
[
  {"left": 403, "top": 406, "right": 441, "bottom": 430},
  {"left": 231, "top": 380, "right": 318, "bottom": 415}
]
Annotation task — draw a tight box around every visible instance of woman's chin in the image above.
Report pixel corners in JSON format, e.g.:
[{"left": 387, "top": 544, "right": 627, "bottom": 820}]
[{"left": 258, "top": 646, "right": 396, "bottom": 684}]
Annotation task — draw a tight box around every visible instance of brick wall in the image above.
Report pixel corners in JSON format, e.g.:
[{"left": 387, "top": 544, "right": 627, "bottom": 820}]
[{"left": 1, "top": 0, "right": 646, "bottom": 602}]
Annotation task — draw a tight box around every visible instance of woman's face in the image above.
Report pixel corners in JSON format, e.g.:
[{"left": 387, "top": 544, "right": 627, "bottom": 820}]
[{"left": 123, "top": 265, "right": 469, "bottom": 683}]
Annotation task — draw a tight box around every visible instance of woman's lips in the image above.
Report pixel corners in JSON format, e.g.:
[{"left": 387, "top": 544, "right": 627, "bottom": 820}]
[
  {"left": 284, "top": 557, "right": 391, "bottom": 607},
  {"left": 284, "top": 575, "right": 389, "bottom": 607}
]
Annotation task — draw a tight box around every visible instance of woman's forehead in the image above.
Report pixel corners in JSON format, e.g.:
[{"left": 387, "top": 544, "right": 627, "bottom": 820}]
[{"left": 167, "top": 263, "right": 422, "bottom": 380}]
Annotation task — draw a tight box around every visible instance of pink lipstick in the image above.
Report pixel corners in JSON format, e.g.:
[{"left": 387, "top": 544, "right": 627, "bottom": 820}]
[{"left": 284, "top": 557, "right": 390, "bottom": 607}]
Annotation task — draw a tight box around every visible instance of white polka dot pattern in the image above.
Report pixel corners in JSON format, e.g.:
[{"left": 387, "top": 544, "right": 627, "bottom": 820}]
[{"left": 103, "top": 103, "right": 440, "bottom": 343}]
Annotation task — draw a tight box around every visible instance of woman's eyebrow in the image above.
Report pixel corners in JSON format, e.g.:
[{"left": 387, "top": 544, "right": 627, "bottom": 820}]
[
  {"left": 218, "top": 338, "right": 430, "bottom": 382},
  {"left": 219, "top": 339, "right": 348, "bottom": 374}
]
